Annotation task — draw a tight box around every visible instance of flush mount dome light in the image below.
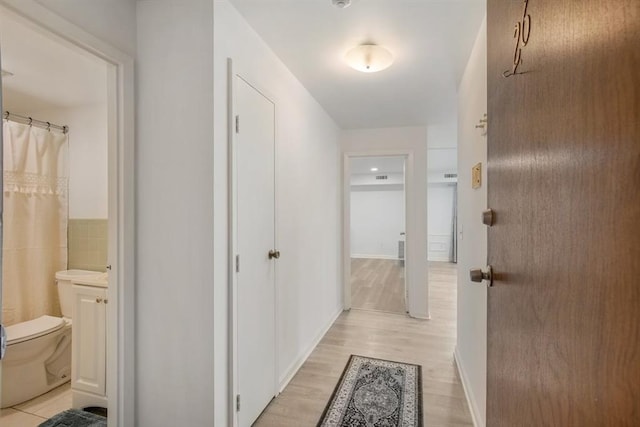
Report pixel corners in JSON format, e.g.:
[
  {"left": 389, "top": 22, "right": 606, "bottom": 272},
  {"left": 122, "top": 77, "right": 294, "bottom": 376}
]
[
  {"left": 345, "top": 44, "right": 394, "bottom": 73},
  {"left": 332, "top": 0, "right": 352, "bottom": 8}
]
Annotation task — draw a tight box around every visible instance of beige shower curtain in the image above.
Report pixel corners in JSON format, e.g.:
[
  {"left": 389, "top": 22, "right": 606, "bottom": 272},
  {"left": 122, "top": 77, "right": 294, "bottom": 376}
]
[{"left": 2, "top": 120, "right": 68, "bottom": 326}]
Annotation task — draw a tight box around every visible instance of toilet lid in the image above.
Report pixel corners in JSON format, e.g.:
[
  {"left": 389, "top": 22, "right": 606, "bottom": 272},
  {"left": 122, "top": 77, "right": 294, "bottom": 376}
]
[{"left": 6, "top": 315, "right": 65, "bottom": 345}]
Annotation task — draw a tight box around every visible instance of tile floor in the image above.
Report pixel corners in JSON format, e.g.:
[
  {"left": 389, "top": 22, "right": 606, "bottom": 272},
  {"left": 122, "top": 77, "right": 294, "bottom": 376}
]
[{"left": 0, "top": 382, "right": 71, "bottom": 427}]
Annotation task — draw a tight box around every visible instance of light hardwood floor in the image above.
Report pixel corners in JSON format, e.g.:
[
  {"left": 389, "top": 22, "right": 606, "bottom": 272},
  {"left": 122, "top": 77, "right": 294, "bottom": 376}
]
[
  {"left": 350, "top": 258, "right": 406, "bottom": 314},
  {"left": 255, "top": 261, "right": 473, "bottom": 427}
]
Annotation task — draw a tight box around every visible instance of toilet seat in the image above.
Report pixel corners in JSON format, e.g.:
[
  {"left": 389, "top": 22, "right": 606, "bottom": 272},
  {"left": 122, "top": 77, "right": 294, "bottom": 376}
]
[{"left": 6, "top": 315, "right": 65, "bottom": 345}]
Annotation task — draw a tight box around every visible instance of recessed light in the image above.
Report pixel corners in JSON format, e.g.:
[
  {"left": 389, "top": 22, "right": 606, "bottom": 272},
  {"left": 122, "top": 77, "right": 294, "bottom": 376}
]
[{"left": 370, "top": 167, "right": 379, "bottom": 172}]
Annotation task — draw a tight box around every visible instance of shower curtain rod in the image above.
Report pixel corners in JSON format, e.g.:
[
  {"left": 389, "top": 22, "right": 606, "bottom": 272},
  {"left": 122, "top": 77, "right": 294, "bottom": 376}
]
[{"left": 3, "top": 111, "right": 69, "bottom": 134}]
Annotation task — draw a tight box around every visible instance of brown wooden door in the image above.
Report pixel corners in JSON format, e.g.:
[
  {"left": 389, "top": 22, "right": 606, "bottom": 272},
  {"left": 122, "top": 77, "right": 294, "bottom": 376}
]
[{"left": 486, "top": 0, "right": 640, "bottom": 425}]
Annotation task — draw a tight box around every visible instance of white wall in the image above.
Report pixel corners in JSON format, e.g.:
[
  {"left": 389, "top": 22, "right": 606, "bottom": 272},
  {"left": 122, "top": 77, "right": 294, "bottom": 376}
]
[
  {"left": 456, "top": 16, "right": 487, "bottom": 427},
  {"left": 342, "top": 126, "right": 429, "bottom": 318},
  {"left": 428, "top": 183, "right": 455, "bottom": 261},
  {"left": 350, "top": 188, "right": 404, "bottom": 258},
  {"left": 214, "top": 1, "right": 342, "bottom": 425},
  {"left": 427, "top": 121, "right": 457, "bottom": 149},
  {"left": 428, "top": 147, "right": 457, "bottom": 171},
  {"left": 136, "top": 1, "right": 215, "bottom": 426},
  {"left": 34, "top": 0, "right": 136, "bottom": 56},
  {"left": 31, "top": 104, "right": 108, "bottom": 218}
]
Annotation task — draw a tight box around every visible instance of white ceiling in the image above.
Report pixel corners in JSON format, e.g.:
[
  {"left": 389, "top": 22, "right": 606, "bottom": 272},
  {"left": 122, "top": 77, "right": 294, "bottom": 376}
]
[
  {"left": 0, "top": 11, "right": 107, "bottom": 114},
  {"left": 229, "top": 0, "right": 485, "bottom": 129},
  {"left": 350, "top": 156, "right": 405, "bottom": 175}
]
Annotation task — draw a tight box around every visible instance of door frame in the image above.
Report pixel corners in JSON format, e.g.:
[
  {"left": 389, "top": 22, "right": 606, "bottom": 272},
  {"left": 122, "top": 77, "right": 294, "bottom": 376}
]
[
  {"left": 0, "top": 2, "right": 135, "bottom": 426},
  {"left": 227, "top": 58, "right": 279, "bottom": 427},
  {"left": 342, "top": 151, "right": 413, "bottom": 314}
]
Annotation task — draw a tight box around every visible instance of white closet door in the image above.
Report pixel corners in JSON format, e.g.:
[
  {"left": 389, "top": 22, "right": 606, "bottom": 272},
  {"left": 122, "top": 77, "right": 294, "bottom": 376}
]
[{"left": 235, "top": 75, "right": 276, "bottom": 427}]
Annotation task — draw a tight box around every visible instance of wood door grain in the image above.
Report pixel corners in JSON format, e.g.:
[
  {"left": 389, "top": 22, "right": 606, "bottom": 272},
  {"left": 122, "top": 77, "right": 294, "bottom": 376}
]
[{"left": 486, "top": 0, "right": 640, "bottom": 425}]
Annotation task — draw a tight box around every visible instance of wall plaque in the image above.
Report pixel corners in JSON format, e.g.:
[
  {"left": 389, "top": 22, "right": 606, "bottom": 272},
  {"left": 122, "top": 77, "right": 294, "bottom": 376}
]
[{"left": 472, "top": 163, "right": 482, "bottom": 189}]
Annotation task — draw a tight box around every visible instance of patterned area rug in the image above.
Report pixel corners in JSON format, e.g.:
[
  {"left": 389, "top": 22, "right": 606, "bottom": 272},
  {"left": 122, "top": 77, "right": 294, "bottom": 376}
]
[
  {"left": 38, "top": 409, "right": 107, "bottom": 427},
  {"left": 318, "top": 355, "right": 423, "bottom": 427}
]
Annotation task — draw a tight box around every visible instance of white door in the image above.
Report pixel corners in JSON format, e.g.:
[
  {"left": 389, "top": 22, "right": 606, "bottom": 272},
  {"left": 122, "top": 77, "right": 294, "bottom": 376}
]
[{"left": 235, "top": 75, "right": 276, "bottom": 426}]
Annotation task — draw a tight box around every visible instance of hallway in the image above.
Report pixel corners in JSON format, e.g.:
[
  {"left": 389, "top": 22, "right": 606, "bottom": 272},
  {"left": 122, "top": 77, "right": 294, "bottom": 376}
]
[
  {"left": 255, "top": 262, "right": 472, "bottom": 426},
  {"left": 351, "top": 258, "right": 406, "bottom": 314}
]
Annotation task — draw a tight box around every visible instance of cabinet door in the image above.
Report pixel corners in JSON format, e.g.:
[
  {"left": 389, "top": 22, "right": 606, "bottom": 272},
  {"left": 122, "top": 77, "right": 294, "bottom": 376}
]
[{"left": 72, "top": 285, "right": 106, "bottom": 397}]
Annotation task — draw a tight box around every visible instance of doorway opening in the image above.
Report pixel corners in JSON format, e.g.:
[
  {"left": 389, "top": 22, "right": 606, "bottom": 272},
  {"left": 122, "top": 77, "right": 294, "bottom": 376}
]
[
  {"left": 347, "top": 156, "right": 407, "bottom": 315},
  {"left": 425, "top": 148, "right": 458, "bottom": 325},
  {"left": 0, "top": 5, "right": 135, "bottom": 426},
  {"left": 426, "top": 147, "right": 458, "bottom": 265},
  {"left": 0, "top": 9, "right": 109, "bottom": 417}
]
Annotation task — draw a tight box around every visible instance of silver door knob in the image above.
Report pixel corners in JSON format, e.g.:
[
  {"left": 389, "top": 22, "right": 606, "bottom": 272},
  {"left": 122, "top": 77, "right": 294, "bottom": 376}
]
[
  {"left": 470, "top": 266, "right": 493, "bottom": 287},
  {"left": 268, "top": 250, "right": 280, "bottom": 259}
]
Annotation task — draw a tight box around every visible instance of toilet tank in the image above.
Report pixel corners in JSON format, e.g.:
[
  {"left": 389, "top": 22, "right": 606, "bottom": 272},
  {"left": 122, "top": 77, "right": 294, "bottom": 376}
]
[{"left": 55, "top": 270, "right": 104, "bottom": 318}]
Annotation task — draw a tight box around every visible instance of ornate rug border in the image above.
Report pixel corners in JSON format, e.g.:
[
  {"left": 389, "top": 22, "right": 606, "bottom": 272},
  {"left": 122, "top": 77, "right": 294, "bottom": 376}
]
[{"left": 316, "top": 354, "right": 423, "bottom": 427}]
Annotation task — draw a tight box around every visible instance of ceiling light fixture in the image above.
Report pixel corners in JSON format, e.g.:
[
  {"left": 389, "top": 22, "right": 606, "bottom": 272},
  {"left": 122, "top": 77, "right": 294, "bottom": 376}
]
[
  {"left": 370, "top": 167, "right": 379, "bottom": 172},
  {"left": 332, "top": 0, "right": 352, "bottom": 8},
  {"left": 345, "top": 44, "right": 394, "bottom": 73}
]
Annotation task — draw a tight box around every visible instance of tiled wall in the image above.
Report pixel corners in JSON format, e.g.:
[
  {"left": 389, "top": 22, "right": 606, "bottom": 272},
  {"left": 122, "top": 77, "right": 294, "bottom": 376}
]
[{"left": 68, "top": 219, "right": 108, "bottom": 272}]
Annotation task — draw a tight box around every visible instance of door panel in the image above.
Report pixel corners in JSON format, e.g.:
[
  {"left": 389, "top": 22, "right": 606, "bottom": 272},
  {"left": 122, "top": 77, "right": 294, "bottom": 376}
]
[
  {"left": 72, "top": 285, "right": 106, "bottom": 396},
  {"left": 235, "top": 76, "right": 276, "bottom": 426},
  {"left": 487, "top": 0, "right": 640, "bottom": 425}
]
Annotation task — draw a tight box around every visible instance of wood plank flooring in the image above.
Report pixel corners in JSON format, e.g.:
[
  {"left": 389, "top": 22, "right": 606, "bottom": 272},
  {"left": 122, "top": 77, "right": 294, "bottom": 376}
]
[
  {"left": 255, "top": 262, "right": 473, "bottom": 427},
  {"left": 350, "top": 258, "right": 406, "bottom": 314}
]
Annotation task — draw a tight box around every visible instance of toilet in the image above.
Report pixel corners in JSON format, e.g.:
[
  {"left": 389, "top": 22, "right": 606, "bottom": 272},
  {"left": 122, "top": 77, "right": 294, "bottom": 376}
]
[{"left": 0, "top": 269, "right": 103, "bottom": 408}]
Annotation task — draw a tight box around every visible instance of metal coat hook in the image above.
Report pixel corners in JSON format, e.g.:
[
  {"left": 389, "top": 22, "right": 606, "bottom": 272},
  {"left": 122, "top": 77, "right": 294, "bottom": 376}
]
[
  {"left": 475, "top": 113, "right": 488, "bottom": 136},
  {"left": 46, "top": 122, "right": 51, "bottom": 132},
  {"left": 28, "top": 117, "right": 33, "bottom": 127}
]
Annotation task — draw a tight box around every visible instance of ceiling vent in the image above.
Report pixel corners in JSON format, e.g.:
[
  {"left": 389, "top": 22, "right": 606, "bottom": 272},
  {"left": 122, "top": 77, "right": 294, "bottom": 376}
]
[
  {"left": 332, "top": 0, "right": 352, "bottom": 8},
  {"left": 444, "top": 173, "right": 458, "bottom": 179},
  {"left": 375, "top": 175, "right": 388, "bottom": 180}
]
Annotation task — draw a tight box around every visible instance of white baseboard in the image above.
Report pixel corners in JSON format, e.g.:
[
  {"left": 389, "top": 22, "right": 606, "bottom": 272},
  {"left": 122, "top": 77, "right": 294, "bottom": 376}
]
[
  {"left": 454, "top": 347, "right": 485, "bottom": 427},
  {"left": 351, "top": 254, "right": 399, "bottom": 260},
  {"left": 409, "top": 311, "right": 430, "bottom": 320},
  {"left": 278, "top": 308, "right": 343, "bottom": 392}
]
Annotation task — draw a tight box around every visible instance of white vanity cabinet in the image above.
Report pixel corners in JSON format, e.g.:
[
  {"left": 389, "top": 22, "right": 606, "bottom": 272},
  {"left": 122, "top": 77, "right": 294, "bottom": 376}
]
[{"left": 71, "top": 279, "right": 108, "bottom": 409}]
